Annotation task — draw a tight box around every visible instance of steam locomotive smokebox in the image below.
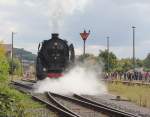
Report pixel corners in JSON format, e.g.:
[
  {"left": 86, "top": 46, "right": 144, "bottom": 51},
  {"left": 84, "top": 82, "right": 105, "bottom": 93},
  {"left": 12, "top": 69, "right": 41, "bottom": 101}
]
[{"left": 51, "top": 33, "right": 59, "bottom": 39}]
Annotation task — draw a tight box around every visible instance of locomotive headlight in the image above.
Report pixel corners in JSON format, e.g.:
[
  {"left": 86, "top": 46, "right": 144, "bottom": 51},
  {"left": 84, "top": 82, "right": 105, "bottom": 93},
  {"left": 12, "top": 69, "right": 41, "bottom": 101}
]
[
  {"left": 43, "top": 68, "right": 46, "bottom": 71},
  {"left": 54, "top": 42, "right": 58, "bottom": 46}
]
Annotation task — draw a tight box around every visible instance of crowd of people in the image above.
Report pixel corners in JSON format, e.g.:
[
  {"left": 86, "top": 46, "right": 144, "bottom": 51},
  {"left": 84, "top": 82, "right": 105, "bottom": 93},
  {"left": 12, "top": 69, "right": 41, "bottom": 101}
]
[{"left": 104, "top": 71, "right": 150, "bottom": 82}]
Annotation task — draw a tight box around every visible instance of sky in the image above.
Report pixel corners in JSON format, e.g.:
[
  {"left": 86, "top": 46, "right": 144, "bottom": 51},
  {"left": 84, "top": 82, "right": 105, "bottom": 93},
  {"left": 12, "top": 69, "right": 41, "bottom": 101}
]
[{"left": 0, "top": 0, "right": 150, "bottom": 59}]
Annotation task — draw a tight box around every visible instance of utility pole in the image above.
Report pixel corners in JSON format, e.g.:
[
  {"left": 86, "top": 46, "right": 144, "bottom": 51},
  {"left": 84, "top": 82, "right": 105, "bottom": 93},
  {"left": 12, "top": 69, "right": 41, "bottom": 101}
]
[
  {"left": 83, "top": 39, "right": 86, "bottom": 55},
  {"left": 11, "top": 32, "right": 16, "bottom": 81},
  {"left": 11, "top": 32, "right": 14, "bottom": 81},
  {"left": 132, "top": 26, "right": 136, "bottom": 72},
  {"left": 107, "top": 36, "right": 110, "bottom": 72}
]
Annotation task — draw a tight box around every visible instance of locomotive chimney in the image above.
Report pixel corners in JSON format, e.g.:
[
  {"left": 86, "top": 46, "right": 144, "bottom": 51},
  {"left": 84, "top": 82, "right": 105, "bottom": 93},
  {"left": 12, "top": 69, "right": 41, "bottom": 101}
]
[{"left": 52, "top": 33, "right": 59, "bottom": 39}]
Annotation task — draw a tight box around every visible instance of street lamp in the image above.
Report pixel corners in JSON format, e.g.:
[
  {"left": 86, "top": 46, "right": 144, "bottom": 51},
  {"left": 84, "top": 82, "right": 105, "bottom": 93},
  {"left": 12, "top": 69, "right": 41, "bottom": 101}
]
[
  {"left": 132, "top": 26, "right": 136, "bottom": 72},
  {"left": 107, "top": 36, "right": 110, "bottom": 72},
  {"left": 11, "top": 32, "right": 16, "bottom": 81}
]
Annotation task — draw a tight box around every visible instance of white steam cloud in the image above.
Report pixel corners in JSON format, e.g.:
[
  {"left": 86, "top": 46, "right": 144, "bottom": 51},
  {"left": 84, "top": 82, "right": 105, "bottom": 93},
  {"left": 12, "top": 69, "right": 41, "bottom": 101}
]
[
  {"left": 34, "top": 64, "right": 107, "bottom": 95},
  {"left": 48, "top": 0, "right": 91, "bottom": 32}
]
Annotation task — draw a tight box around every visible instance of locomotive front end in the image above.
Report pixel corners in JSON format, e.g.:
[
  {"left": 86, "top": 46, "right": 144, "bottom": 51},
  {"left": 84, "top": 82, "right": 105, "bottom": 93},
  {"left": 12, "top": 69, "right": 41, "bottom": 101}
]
[{"left": 36, "top": 33, "right": 75, "bottom": 80}]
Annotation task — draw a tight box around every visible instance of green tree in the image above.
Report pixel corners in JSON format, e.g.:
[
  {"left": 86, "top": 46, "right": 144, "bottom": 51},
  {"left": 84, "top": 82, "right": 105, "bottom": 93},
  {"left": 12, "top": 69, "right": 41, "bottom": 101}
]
[
  {"left": 98, "top": 50, "right": 117, "bottom": 72},
  {"left": 118, "top": 58, "right": 132, "bottom": 72},
  {"left": 78, "top": 53, "right": 96, "bottom": 62},
  {"left": 0, "top": 55, "right": 9, "bottom": 81},
  {"left": 115, "top": 58, "right": 143, "bottom": 72},
  {"left": 8, "top": 58, "right": 22, "bottom": 76},
  {"left": 143, "top": 53, "right": 150, "bottom": 71},
  {"left": 136, "top": 59, "right": 143, "bottom": 68}
]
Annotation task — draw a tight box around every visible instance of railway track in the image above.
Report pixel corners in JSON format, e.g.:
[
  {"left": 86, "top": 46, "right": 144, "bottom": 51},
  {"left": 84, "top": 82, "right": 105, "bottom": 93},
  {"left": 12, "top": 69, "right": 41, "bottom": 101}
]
[
  {"left": 49, "top": 92, "right": 140, "bottom": 117},
  {"left": 11, "top": 81, "right": 77, "bottom": 117},
  {"left": 11, "top": 80, "right": 140, "bottom": 117}
]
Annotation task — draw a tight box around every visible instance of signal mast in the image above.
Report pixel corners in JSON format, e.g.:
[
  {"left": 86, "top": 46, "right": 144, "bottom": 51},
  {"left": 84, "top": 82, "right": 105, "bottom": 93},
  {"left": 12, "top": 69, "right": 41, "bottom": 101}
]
[{"left": 80, "top": 30, "right": 90, "bottom": 55}]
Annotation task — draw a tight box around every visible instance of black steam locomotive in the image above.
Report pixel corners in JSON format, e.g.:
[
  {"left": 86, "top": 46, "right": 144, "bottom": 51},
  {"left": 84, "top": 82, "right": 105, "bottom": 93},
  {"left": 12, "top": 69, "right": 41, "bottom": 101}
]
[{"left": 36, "top": 33, "right": 75, "bottom": 80}]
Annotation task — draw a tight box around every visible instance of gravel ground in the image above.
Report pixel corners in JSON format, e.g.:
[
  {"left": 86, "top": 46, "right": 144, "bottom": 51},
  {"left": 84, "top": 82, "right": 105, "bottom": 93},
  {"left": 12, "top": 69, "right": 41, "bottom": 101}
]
[{"left": 84, "top": 94, "right": 150, "bottom": 117}]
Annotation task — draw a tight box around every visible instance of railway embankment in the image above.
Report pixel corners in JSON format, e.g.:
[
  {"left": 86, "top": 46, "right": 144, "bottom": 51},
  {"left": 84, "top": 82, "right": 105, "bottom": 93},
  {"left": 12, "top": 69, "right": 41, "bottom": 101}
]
[{"left": 0, "top": 81, "right": 45, "bottom": 117}]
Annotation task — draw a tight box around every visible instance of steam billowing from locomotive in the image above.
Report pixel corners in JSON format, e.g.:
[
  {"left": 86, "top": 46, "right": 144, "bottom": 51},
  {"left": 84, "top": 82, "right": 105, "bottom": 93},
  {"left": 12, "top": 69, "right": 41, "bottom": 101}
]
[
  {"left": 35, "top": 33, "right": 107, "bottom": 95},
  {"left": 34, "top": 64, "right": 107, "bottom": 95},
  {"left": 48, "top": 0, "right": 91, "bottom": 32}
]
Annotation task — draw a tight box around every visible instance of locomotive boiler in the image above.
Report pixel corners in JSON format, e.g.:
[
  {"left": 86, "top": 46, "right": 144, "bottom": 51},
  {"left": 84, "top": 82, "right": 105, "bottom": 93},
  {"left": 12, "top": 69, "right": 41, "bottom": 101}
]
[{"left": 36, "top": 33, "right": 75, "bottom": 80}]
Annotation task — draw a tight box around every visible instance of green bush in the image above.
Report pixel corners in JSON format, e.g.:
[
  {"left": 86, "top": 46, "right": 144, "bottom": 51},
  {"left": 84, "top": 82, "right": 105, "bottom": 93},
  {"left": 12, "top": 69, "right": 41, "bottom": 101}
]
[
  {"left": 0, "top": 44, "right": 42, "bottom": 116},
  {"left": 0, "top": 83, "right": 43, "bottom": 117},
  {"left": 8, "top": 57, "right": 22, "bottom": 76},
  {"left": 0, "top": 54, "right": 9, "bottom": 82}
]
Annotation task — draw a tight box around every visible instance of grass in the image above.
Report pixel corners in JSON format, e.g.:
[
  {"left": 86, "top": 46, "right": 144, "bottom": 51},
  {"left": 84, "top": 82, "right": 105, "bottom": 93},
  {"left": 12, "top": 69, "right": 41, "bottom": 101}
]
[
  {"left": 107, "top": 82, "right": 150, "bottom": 108},
  {"left": 0, "top": 82, "right": 45, "bottom": 117}
]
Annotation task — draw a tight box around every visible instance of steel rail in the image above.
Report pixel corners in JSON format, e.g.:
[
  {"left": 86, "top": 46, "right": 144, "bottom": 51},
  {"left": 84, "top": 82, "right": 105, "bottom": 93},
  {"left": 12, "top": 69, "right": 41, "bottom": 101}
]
[
  {"left": 21, "top": 79, "right": 37, "bottom": 83},
  {"left": 74, "top": 94, "right": 139, "bottom": 117},
  {"left": 11, "top": 80, "right": 33, "bottom": 89},
  {"left": 47, "top": 92, "right": 81, "bottom": 117},
  {"left": 32, "top": 95, "right": 77, "bottom": 117},
  {"left": 11, "top": 81, "right": 77, "bottom": 117},
  {"left": 50, "top": 92, "right": 140, "bottom": 117}
]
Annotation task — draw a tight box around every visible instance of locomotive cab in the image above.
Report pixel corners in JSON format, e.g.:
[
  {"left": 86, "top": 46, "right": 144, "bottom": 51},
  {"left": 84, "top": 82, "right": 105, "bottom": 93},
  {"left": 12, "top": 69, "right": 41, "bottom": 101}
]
[{"left": 36, "top": 33, "right": 75, "bottom": 80}]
